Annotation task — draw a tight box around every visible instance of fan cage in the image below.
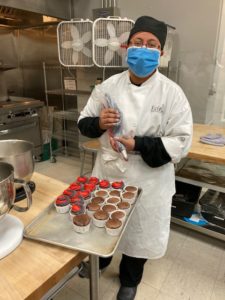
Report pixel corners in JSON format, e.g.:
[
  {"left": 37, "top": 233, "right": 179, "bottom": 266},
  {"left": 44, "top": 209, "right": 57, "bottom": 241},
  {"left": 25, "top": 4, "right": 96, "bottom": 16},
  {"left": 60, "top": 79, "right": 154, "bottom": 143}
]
[
  {"left": 93, "top": 17, "right": 134, "bottom": 68},
  {"left": 57, "top": 20, "right": 94, "bottom": 67}
]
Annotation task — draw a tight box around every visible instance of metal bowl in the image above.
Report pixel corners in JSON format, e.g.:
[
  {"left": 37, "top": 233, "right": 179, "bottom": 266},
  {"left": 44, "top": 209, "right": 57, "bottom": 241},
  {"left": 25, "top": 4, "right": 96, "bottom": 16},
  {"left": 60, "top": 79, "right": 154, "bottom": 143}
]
[{"left": 0, "top": 140, "right": 34, "bottom": 188}]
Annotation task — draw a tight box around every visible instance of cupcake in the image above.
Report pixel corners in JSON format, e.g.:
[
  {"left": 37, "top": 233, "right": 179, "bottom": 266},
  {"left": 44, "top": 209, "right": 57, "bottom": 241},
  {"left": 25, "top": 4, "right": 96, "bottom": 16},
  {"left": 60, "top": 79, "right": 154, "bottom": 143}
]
[
  {"left": 99, "top": 179, "right": 110, "bottom": 189},
  {"left": 102, "top": 204, "right": 117, "bottom": 216},
  {"left": 78, "top": 190, "right": 92, "bottom": 206},
  {"left": 88, "top": 177, "right": 99, "bottom": 185},
  {"left": 106, "top": 196, "right": 121, "bottom": 206},
  {"left": 117, "top": 201, "right": 131, "bottom": 214},
  {"left": 84, "top": 183, "right": 96, "bottom": 192},
  {"left": 91, "top": 196, "right": 105, "bottom": 207},
  {"left": 76, "top": 176, "right": 88, "bottom": 184},
  {"left": 111, "top": 181, "right": 124, "bottom": 190},
  {"left": 86, "top": 202, "right": 101, "bottom": 216},
  {"left": 121, "top": 191, "right": 136, "bottom": 205},
  {"left": 73, "top": 213, "right": 91, "bottom": 233},
  {"left": 69, "top": 182, "right": 83, "bottom": 191},
  {"left": 124, "top": 185, "right": 138, "bottom": 196},
  {"left": 63, "top": 189, "right": 77, "bottom": 199},
  {"left": 105, "top": 218, "right": 122, "bottom": 236},
  {"left": 94, "top": 189, "right": 109, "bottom": 199},
  {"left": 111, "top": 209, "right": 126, "bottom": 223},
  {"left": 109, "top": 190, "right": 121, "bottom": 198},
  {"left": 55, "top": 195, "right": 70, "bottom": 213},
  {"left": 93, "top": 210, "right": 109, "bottom": 227},
  {"left": 69, "top": 204, "right": 85, "bottom": 220},
  {"left": 70, "top": 195, "right": 84, "bottom": 206}
]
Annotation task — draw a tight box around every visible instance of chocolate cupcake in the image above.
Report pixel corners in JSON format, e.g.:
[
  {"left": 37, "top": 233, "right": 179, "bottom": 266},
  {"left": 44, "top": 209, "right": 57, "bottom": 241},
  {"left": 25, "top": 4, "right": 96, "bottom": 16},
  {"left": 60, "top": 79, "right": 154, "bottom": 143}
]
[
  {"left": 105, "top": 218, "right": 122, "bottom": 236},
  {"left": 73, "top": 213, "right": 91, "bottom": 233},
  {"left": 70, "top": 195, "right": 84, "bottom": 206},
  {"left": 109, "top": 190, "right": 121, "bottom": 197},
  {"left": 106, "top": 196, "right": 121, "bottom": 205},
  {"left": 94, "top": 189, "right": 109, "bottom": 199},
  {"left": 93, "top": 210, "right": 109, "bottom": 227},
  {"left": 91, "top": 196, "right": 105, "bottom": 206},
  {"left": 111, "top": 210, "right": 126, "bottom": 222},
  {"left": 121, "top": 191, "right": 136, "bottom": 204},
  {"left": 117, "top": 201, "right": 131, "bottom": 214},
  {"left": 102, "top": 204, "right": 117, "bottom": 216},
  {"left": 78, "top": 190, "right": 92, "bottom": 206},
  {"left": 86, "top": 202, "right": 101, "bottom": 216},
  {"left": 124, "top": 185, "right": 138, "bottom": 196}
]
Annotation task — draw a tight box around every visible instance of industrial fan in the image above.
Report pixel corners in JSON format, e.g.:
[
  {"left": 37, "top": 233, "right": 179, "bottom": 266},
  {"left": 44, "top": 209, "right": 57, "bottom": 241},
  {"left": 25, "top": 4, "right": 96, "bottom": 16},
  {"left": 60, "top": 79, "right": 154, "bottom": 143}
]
[
  {"left": 93, "top": 17, "right": 134, "bottom": 68},
  {"left": 57, "top": 19, "right": 94, "bottom": 67}
]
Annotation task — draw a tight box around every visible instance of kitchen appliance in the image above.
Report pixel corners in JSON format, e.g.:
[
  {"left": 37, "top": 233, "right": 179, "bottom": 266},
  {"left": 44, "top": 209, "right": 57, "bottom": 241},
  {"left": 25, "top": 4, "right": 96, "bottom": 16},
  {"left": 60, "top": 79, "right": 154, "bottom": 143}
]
[
  {"left": 57, "top": 19, "right": 93, "bottom": 67},
  {"left": 92, "top": 16, "right": 134, "bottom": 67},
  {"left": 0, "top": 162, "right": 32, "bottom": 259},
  {"left": 0, "top": 97, "right": 44, "bottom": 159}
]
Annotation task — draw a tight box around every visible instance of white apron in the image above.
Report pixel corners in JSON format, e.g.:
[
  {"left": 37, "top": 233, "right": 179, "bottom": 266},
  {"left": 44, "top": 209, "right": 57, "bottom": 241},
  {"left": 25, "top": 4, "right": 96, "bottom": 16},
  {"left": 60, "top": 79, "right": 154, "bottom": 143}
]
[{"left": 79, "top": 70, "right": 193, "bottom": 259}]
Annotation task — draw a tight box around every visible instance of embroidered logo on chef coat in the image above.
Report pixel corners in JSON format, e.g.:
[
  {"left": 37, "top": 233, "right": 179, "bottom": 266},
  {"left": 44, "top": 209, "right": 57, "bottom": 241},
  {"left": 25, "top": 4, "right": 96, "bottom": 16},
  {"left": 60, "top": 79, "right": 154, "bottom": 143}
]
[{"left": 151, "top": 105, "right": 164, "bottom": 113}]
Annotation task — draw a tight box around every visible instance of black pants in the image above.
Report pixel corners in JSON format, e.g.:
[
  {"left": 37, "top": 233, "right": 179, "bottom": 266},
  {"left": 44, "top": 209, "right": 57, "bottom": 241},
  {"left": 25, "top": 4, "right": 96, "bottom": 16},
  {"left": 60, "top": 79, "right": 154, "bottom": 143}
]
[{"left": 99, "top": 254, "right": 147, "bottom": 287}]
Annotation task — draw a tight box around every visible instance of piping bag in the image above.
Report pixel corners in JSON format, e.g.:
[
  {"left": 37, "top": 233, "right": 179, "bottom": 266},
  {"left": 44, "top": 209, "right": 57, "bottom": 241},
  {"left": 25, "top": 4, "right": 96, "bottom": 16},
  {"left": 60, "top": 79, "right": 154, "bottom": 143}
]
[{"left": 105, "top": 93, "right": 128, "bottom": 161}]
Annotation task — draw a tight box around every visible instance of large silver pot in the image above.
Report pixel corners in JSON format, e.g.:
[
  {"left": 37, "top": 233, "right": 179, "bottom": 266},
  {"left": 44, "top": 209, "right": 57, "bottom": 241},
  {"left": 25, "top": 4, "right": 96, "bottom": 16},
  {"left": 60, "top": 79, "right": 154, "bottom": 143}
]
[
  {"left": 0, "top": 140, "right": 34, "bottom": 189},
  {"left": 0, "top": 162, "right": 32, "bottom": 221}
]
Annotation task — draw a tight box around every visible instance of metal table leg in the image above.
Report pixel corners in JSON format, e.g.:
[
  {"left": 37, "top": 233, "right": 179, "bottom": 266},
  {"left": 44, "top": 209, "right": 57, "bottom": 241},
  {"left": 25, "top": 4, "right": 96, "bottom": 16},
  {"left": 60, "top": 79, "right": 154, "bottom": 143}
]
[{"left": 89, "top": 254, "right": 99, "bottom": 300}]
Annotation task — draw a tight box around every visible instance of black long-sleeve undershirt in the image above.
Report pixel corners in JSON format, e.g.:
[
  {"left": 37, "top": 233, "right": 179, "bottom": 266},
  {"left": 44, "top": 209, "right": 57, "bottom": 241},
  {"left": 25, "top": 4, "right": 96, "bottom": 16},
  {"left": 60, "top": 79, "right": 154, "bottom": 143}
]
[{"left": 78, "top": 116, "right": 171, "bottom": 168}]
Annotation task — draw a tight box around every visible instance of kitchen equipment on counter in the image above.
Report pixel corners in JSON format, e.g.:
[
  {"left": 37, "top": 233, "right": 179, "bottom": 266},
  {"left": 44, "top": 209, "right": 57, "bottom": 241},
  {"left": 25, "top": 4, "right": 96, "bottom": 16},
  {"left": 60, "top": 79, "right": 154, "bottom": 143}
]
[
  {"left": 0, "top": 139, "right": 34, "bottom": 189},
  {"left": 0, "top": 162, "right": 32, "bottom": 259},
  {"left": 0, "top": 97, "right": 43, "bottom": 159}
]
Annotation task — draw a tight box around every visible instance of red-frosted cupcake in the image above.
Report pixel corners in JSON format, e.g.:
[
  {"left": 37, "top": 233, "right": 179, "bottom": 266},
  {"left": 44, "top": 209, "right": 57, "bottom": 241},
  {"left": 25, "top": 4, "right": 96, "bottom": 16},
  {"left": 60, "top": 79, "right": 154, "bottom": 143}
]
[
  {"left": 70, "top": 194, "right": 84, "bottom": 206},
  {"left": 111, "top": 181, "right": 124, "bottom": 190},
  {"left": 69, "top": 182, "right": 83, "bottom": 191},
  {"left": 88, "top": 177, "right": 99, "bottom": 185},
  {"left": 76, "top": 176, "right": 88, "bottom": 184},
  {"left": 99, "top": 179, "right": 110, "bottom": 189},
  {"left": 78, "top": 190, "right": 92, "bottom": 206},
  {"left": 84, "top": 183, "right": 96, "bottom": 192},
  {"left": 69, "top": 204, "right": 85, "bottom": 220},
  {"left": 73, "top": 213, "right": 91, "bottom": 233},
  {"left": 55, "top": 195, "right": 70, "bottom": 213},
  {"left": 63, "top": 189, "right": 77, "bottom": 199}
]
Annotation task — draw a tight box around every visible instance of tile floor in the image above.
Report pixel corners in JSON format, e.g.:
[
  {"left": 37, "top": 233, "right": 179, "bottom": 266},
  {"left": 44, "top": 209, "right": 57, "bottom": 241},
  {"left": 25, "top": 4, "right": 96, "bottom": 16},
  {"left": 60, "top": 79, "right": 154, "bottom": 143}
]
[{"left": 35, "top": 155, "right": 225, "bottom": 300}]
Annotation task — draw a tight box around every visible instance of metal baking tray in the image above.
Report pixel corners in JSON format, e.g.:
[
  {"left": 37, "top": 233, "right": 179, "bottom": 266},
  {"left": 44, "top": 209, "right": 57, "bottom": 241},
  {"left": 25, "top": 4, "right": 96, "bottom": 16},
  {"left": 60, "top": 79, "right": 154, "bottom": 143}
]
[{"left": 24, "top": 189, "right": 142, "bottom": 257}]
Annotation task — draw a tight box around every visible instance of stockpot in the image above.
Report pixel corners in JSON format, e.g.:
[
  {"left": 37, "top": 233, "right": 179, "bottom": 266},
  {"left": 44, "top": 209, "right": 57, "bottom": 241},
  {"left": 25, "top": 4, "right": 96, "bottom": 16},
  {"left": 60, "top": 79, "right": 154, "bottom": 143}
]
[
  {"left": 0, "top": 162, "right": 32, "bottom": 221},
  {"left": 0, "top": 140, "right": 34, "bottom": 189}
]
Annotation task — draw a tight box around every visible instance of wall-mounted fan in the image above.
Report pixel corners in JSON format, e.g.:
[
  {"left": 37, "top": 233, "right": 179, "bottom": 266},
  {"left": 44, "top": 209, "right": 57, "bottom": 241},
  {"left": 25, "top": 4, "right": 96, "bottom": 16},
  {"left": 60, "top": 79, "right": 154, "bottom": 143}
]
[
  {"left": 57, "top": 19, "right": 94, "bottom": 67},
  {"left": 93, "top": 17, "right": 134, "bottom": 68}
]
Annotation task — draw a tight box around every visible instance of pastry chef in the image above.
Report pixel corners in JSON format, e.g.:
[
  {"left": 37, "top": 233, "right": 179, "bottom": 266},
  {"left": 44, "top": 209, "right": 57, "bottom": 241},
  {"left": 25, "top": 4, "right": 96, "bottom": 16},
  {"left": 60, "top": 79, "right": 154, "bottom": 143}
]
[{"left": 78, "top": 15, "right": 193, "bottom": 300}]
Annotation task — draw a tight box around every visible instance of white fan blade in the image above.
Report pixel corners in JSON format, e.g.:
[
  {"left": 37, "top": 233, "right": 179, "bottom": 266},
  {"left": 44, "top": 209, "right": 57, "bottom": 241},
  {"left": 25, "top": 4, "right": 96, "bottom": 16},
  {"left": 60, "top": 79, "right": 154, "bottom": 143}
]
[
  {"left": 61, "top": 41, "right": 73, "bottom": 49},
  {"left": 108, "top": 38, "right": 120, "bottom": 51},
  {"left": 82, "top": 47, "right": 92, "bottom": 57},
  {"left": 107, "top": 22, "right": 116, "bottom": 38},
  {"left": 104, "top": 49, "right": 114, "bottom": 65},
  {"left": 117, "top": 47, "right": 127, "bottom": 57},
  {"left": 119, "top": 32, "right": 130, "bottom": 44},
  {"left": 95, "top": 38, "right": 108, "bottom": 47},
  {"left": 82, "top": 31, "right": 92, "bottom": 43},
  {"left": 70, "top": 25, "right": 80, "bottom": 40},
  {"left": 72, "top": 51, "right": 79, "bottom": 64}
]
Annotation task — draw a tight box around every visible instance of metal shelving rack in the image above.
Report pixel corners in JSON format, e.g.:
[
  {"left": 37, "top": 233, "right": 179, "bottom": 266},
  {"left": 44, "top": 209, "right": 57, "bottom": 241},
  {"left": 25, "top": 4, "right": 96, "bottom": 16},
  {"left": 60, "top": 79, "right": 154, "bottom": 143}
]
[{"left": 42, "top": 62, "right": 91, "bottom": 162}]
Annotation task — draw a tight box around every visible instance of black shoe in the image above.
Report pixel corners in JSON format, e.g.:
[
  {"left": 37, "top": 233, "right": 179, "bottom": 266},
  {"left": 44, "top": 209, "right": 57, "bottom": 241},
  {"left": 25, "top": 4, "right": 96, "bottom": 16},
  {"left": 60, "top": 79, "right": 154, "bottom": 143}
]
[
  {"left": 117, "top": 286, "right": 137, "bottom": 300},
  {"left": 78, "top": 261, "right": 106, "bottom": 279}
]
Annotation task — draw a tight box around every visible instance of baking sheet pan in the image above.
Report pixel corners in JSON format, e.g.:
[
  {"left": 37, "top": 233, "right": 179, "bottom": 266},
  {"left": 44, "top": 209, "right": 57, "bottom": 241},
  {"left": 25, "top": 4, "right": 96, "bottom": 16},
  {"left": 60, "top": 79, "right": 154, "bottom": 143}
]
[{"left": 24, "top": 189, "right": 142, "bottom": 257}]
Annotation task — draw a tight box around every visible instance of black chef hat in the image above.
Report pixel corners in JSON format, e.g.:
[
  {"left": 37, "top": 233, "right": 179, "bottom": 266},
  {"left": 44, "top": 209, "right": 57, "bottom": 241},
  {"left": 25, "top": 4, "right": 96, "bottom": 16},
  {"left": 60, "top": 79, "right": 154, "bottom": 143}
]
[{"left": 128, "top": 16, "right": 167, "bottom": 49}]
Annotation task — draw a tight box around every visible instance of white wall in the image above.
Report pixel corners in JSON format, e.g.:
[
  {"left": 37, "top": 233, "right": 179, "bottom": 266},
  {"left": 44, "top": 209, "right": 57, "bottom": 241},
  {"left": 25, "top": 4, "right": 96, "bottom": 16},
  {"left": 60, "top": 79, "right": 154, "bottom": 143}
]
[{"left": 73, "top": 0, "right": 222, "bottom": 123}]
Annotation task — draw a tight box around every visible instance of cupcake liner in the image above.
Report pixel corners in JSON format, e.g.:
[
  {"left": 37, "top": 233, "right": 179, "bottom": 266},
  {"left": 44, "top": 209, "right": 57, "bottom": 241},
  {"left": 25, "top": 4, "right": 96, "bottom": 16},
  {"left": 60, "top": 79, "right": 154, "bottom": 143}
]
[
  {"left": 102, "top": 204, "right": 117, "bottom": 217},
  {"left": 73, "top": 222, "right": 90, "bottom": 233},
  {"left": 111, "top": 209, "right": 126, "bottom": 223},
  {"left": 124, "top": 185, "right": 138, "bottom": 197},
  {"left": 92, "top": 216, "right": 109, "bottom": 228},
  {"left": 55, "top": 203, "right": 70, "bottom": 214},
  {"left": 105, "top": 225, "right": 122, "bottom": 236},
  {"left": 121, "top": 192, "right": 136, "bottom": 205},
  {"left": 105, "top": 196, "right": 121, "bottom": 206},
  {"left": 94, "top": 189, "right": 109, "bottom": 199}
]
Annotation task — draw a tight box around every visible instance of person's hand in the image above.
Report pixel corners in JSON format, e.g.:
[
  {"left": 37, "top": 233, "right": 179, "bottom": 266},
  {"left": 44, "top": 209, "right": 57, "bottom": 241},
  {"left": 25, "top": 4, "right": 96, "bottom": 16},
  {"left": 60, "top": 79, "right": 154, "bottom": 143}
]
[
  {"left": 99, "top": 108, "right": 120, "bottom": 130},
  {"left": 110, "top": 136, "right": 135, "bottom": 152}
]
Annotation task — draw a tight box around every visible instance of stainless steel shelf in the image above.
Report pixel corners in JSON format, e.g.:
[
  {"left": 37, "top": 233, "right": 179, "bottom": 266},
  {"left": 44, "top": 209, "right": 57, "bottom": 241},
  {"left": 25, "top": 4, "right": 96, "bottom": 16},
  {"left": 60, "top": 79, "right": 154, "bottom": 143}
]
[
  {"left": 52, "top": 129, "right": 79, "bottom": 142},
  {"left": 171, "top": 217, "right": 225, "bottom": 241},
  {"left": 46, "top": 89, "right": 91, "bottom": 96},
  {"left": 53, "top": 110, "right": 79, "bottom": 121}
]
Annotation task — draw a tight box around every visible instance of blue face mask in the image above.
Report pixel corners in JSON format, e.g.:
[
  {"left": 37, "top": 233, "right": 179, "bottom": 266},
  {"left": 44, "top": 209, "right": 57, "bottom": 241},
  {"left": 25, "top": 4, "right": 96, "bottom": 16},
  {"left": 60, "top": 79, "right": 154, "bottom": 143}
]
[{"left": 126, "top": 47, "right": 160, "bottom": 78}]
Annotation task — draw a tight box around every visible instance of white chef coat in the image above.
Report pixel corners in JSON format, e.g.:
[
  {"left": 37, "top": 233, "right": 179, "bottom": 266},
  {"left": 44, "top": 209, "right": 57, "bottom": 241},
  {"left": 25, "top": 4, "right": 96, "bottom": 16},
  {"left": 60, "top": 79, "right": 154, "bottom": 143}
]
[{"left": 78, "top": 69, "right": 193, "bottom": 259}]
